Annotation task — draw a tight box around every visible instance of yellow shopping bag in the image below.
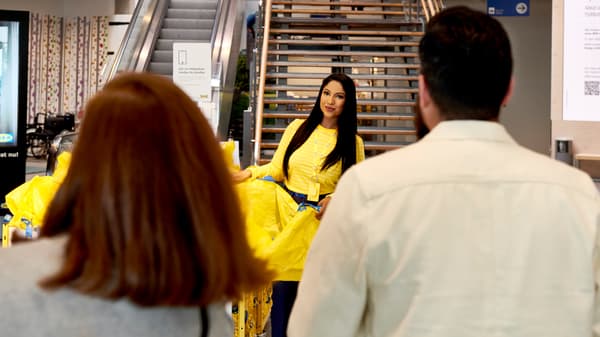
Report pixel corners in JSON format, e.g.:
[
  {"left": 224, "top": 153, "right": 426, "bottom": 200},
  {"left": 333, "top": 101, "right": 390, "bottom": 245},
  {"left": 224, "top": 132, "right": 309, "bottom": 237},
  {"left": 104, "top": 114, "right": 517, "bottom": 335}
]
[
  {"left": 4, "top": 152, "right": 71, "bottom": 230},
  {"left": 236, "top": 177, "right": 321, "bottom": 281},
  {"left": 264, "top": 203, "right": 320, "bottom": 281},
  {"left": 233, "top": 178, "right": 321, "bottom": 336}
]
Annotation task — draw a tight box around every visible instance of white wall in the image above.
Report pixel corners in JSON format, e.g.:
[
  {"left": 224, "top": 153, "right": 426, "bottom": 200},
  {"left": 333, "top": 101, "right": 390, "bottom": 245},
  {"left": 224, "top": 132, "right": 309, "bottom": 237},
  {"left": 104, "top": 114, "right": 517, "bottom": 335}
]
[
  {"left": 1, "top": 0, "right": 64, "bottom": 16},
  {"left": 62, "top": 0, "right": 114, "bottom": 17},
  {"left": 444, "top": 0, "right": 552, "bottom": 155},
  {"left": 1, "top": 0, "right": 114, "bottom": 17}
]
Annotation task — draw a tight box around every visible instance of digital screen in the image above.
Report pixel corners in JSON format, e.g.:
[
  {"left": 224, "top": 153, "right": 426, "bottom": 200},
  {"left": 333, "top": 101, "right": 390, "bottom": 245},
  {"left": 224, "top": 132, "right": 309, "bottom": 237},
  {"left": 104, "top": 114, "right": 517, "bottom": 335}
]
[{"left": 0, "top": 22, "right": 19, "bottom": 147}]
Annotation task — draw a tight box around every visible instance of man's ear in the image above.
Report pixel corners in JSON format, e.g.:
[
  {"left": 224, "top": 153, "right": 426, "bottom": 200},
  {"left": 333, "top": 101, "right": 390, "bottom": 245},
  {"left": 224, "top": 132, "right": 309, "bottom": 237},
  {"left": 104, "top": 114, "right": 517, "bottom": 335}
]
[
  {"left": 501, "top": 76, "right": 515, "bottom": 107},
  {"left": 418, "top": 75, "right": 431, "bottom": 110},
  {"left": 418, "top": 75, "right": 440, "bottom": 129}
]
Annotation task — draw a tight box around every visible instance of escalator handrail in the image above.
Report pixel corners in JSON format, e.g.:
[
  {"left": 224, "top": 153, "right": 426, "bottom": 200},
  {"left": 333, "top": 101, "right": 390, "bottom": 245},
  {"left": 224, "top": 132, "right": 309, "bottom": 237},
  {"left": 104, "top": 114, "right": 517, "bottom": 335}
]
[
  {"left": 105, "top": 0, "right": 167, "bottom": 80},
  {"left": 211, "top": 0, "right": 226, "bottom": 75},
  {"left": 136, "top": 0, "right": 169, "bottom": 71},
  {"left": 106, "top": 0, "right": 152, "bottom": 80}
]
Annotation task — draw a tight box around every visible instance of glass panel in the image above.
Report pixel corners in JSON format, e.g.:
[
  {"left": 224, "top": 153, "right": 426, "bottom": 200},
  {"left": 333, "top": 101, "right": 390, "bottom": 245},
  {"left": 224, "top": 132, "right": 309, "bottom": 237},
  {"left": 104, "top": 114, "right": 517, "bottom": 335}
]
[
  {"left": 112, "top": 0, "right": 160, "bottom": 75},
  {"left": 0, "top": 21, "right": 19, "bottom": 147}
]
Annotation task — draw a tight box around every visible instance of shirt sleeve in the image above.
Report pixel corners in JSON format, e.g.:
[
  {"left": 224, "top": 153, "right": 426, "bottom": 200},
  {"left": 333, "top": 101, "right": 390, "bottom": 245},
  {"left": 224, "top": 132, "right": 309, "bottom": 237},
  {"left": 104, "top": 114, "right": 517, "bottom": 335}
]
[
  {"left": 356, "top": 135, "right": 365, "bottom": 163},
  {"left": 593, "top": 196, "right": 600, "bottom": 336},
  {"left": 248, "top": 119, "right": 303, "bottom": 181},
  {"left": 288, "top": 167, "right": 368, "bottom": 337}
]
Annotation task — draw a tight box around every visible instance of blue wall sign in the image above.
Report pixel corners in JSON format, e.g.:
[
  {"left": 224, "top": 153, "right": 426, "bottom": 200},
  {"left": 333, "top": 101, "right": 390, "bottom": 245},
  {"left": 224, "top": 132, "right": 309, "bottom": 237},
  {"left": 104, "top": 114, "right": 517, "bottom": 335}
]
[{"left": 487, "top": 0, "right": 530, "bottom": 16}]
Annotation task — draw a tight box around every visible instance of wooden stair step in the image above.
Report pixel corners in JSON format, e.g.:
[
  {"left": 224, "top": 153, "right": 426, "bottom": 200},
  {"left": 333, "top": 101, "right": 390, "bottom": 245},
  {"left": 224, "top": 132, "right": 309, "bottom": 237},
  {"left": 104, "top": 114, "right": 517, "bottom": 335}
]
[
  {"left": 269, "top": 39, "right": 420, "bottom": 47},
  {"left": 272, "top": 9, "right": 408, "bottom": 16},
  {"left": 270, "top": 16, "right": 421, "bottom": 26},
  {"left": 265, "top": 84, "right": 418, "bottom": 93},
  {"left": 264, "top": 98, "right": 415, "bottom": 106},
  {"left": 272, "top": 1, "right": 419, "bottom": 8},
  {"left": 267, "top": 49, "right": 418, "bottom": 58},
  {"left": 364, "top": 141, "right": 409, "bottom": 151},
  {"left": 359, "top": 126, "right": 416, "bottom": 135},
  {"left": 262, "top": 111, "right": 415, "bottom": 121},
  {"left": 266, "top": 72, "right": 419, "bottom": 81},
  {"left": 259, "top": 140, "right": 411, "bottom": 151},
  {"left": 267, "top": 60, "right": 419, "bottom": 69},
  {"left": 262, "top": 125, "right": 416, "bottom": 136},
  {"left": 358, "top": 112, "right": 415, "bottom": 121},
  {"left": 270, "top": 28, "right": 423, "bottom": 37}
]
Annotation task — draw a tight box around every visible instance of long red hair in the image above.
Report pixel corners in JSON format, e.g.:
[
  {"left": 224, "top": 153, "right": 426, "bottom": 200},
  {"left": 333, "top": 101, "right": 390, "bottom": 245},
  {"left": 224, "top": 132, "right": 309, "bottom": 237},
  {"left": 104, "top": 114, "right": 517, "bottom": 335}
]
[{"left": 40, "top": 72, "right": 273, "bottom": 306}]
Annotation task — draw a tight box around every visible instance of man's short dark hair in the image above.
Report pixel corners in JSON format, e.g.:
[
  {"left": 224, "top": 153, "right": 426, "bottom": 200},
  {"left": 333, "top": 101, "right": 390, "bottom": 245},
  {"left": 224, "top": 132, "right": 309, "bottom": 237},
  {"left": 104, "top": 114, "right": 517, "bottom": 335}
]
[{"left": 419, "top": 6, "right": 513, "bottom": 120}]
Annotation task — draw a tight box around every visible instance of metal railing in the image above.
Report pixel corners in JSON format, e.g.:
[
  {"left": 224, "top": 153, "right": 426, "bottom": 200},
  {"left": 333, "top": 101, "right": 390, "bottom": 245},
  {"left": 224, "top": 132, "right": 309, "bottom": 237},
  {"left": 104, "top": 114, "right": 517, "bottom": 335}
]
[
  {"left": 210, "top": 0, "right": 245, "bottom": 139},
  {"left": 104, "top": 0, "right": 168, "bottom": 81},
  {"left": 421, "top": 0, "right": 445, "bottom": 21},
  {"left": 252, "top": 0, "right": 273, "bottom": 165}
]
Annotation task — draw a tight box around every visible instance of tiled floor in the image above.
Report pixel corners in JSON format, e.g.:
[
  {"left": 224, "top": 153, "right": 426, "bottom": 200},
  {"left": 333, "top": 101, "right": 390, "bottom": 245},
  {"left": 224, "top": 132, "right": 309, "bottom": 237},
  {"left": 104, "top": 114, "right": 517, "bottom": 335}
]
[{"left": 26, "top": 158, "right": 47, "bottom": 181}]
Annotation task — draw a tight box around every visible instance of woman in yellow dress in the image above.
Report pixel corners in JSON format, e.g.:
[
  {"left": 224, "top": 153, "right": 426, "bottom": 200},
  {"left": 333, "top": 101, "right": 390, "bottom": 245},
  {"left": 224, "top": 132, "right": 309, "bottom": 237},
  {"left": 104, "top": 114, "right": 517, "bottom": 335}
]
[{"left": 233, "top": 73, "right": 365, "bottom": 337}]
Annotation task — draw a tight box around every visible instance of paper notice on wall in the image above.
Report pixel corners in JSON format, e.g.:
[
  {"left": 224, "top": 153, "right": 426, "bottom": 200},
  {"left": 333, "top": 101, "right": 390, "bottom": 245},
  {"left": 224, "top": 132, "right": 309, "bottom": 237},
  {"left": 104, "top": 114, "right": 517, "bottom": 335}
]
[
  {"left": 198, "top": 101, "right": 218, "bottom": 135},
  {"left": 563, "top": 0, "right": 600, "bottom": 121},
  {"left": 173, "top": 42, "right": 212, "bottom": 102}
]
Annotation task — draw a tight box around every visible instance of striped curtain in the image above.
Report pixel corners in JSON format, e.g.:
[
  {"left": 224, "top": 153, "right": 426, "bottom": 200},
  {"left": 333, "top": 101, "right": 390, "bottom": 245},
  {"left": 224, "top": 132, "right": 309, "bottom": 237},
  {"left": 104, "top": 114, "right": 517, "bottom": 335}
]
[{"left": 28, "top": 13, "right": 108, "bottom": 123}]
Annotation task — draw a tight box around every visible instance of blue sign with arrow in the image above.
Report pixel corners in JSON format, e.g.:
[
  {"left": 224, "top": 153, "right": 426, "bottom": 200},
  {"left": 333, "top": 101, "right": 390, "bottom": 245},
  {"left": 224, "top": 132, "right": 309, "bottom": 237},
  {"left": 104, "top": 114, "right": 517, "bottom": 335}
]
[{"left": 487, "top": 0, "right": 530, "bottom": 16}]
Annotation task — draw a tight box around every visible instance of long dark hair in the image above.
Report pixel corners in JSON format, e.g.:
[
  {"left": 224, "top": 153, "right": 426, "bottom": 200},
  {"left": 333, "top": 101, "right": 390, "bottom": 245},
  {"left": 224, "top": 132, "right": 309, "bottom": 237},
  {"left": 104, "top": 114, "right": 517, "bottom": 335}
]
[{"left": 282, "top": 73, "right": 358, "bottom": 178}]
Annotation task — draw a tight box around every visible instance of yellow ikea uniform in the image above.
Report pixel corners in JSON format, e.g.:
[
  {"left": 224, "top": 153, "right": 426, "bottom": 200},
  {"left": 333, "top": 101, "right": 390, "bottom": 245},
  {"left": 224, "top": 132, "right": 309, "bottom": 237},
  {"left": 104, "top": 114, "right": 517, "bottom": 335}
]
[
  {"left": 233, "top": 119, "right": 364, "bottom": 337},
  {"left": 249, "top": 119, "right": 365, "bottom": 201}
]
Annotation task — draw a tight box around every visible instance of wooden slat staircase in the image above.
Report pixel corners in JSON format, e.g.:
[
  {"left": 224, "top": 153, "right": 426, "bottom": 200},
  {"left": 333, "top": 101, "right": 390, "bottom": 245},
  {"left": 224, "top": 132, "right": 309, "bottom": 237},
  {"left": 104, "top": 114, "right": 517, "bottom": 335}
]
[{"left": 252, "top": 0, "right": 444, "bottom": 164}]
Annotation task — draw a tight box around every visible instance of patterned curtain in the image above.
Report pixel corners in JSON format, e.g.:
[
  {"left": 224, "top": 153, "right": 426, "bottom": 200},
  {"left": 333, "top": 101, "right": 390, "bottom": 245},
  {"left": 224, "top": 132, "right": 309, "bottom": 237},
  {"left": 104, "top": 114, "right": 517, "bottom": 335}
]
[
  {"left": 28, "top": 14, "right": 63, "bottom": 121},
  {"left": 28, "top": 13, "right": 108, "bottom": 123}
]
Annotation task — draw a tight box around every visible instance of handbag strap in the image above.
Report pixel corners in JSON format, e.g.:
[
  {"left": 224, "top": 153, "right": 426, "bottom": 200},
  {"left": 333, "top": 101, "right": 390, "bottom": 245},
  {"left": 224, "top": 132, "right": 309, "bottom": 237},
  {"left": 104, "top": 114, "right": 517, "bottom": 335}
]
[{"left": 199, "top": 307, "right": 209, "bottom": 337}]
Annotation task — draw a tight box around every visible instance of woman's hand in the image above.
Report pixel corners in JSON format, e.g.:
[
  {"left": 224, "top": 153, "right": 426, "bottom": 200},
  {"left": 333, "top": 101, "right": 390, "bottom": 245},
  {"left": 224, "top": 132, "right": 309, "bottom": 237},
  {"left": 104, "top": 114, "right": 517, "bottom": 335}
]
[
  {"left": 232, "top": 169, "right": 252, "bottom": 183},
  {"left": 316, "top": 195, "right": 332, "bottom": 220}
]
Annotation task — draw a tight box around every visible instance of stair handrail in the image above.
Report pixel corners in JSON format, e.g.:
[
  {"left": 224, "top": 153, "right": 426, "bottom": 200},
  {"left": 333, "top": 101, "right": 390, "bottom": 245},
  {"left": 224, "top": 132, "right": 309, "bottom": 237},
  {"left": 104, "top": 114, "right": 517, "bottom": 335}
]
[
  {"left": 104, "top": 0, "right": 166, "bottom": 80},
  {"left": 420, "top": 0, "right": 430, "bottom": 21},
  {"left": 208, "top": 0, "right": 245, "bottom": 139},
  {"left": 136, "top": 0, "right": 169, "bottom": 71},
  {"left": 211, "top": 0, "right": 227, "bottom": 73},
  {"left": 252, "top": 0, "right": 273, "bottom": 165},
  {"left": 208, "top": 0, "right": 227, "bottom": 138},
  {"left": 435, "top": 0, "right": 445, "bottom": 12},
  {"left": 426, "top": 0, "right": 436, "bottom": 20},
  {"left": 104, "top": 0, "right": 147, "bottom": 81},
  {"left": 420, "top": 0, "right": 446, "bottom": 21}
]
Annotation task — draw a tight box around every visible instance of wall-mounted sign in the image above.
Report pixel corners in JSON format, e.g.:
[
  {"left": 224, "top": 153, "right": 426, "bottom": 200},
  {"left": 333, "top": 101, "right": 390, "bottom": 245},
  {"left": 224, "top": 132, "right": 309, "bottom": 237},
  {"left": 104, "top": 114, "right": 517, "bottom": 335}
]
[
  {"left": 487, "top": 0, "right": 530, "bottom": 16},
  {"left": 563, "top": 0, "right": 600, "bottom": 121},
  {"left": 172, "top": 42, "right": 212, "bottom": 102}
]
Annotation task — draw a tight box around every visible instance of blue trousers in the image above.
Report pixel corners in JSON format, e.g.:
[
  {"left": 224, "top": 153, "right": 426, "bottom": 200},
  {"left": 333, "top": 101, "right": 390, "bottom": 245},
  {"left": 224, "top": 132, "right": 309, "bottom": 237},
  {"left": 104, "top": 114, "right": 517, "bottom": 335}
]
[{"left": 271, "top": 281, "right": 299, "bottom": 337}]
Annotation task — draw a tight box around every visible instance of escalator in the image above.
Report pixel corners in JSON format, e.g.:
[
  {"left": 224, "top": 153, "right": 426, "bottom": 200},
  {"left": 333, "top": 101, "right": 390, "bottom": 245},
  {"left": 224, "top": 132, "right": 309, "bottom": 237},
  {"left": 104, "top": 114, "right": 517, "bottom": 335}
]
[
  {"left": 148, "top": 0, "right": 217, "bottom": 76},
  {"left": 105, "top": 0, "right": 243, "bottom": 139}
]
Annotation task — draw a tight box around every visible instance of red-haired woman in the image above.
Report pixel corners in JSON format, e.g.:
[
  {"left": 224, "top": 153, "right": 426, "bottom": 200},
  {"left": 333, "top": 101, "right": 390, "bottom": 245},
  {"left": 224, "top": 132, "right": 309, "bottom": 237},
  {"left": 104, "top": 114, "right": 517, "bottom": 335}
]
[{"left": 0, "top": 72, "right": 273, "bottom": 337}]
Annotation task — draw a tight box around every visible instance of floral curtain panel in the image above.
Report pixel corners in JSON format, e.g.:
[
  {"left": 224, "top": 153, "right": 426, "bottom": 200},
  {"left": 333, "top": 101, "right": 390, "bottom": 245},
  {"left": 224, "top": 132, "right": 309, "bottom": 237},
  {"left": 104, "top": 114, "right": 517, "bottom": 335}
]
[{"left": 28, "top": 13, "right": 108, "bottom": 123}]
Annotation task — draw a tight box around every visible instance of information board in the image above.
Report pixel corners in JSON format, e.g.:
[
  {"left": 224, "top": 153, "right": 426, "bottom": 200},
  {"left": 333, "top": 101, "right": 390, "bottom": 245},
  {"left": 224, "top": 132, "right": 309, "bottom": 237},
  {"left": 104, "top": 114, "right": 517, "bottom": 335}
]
[
  {"left": 172, "top": 42, "right": 212, "bottom": 102},
  {"left": 487, "top": 0, "right": 530, "bottom": 16},
  {"left": 563, "top": 0, "right": 600, "bottom": 121}
]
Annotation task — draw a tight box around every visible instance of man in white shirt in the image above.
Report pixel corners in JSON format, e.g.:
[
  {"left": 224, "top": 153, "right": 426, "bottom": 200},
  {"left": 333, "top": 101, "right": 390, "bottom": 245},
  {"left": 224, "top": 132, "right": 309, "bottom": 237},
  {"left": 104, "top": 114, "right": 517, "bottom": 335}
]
[{"left": 288, "top": 6, "right": 600, "bottom": 337}]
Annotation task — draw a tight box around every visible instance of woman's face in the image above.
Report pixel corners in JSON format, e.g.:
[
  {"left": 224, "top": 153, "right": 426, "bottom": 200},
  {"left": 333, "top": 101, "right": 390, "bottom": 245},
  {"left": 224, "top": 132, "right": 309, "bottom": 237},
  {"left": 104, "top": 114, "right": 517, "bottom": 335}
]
[{"left": 319, "top": 80, "right": 346, "bottom": 127}]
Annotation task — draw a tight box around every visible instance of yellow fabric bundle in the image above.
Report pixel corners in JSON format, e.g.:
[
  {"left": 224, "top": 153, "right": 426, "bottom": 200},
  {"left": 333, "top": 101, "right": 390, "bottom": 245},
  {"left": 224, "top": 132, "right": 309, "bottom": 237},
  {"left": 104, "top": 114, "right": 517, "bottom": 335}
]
[
  {"left": 5, "top": 152, "right": 71, "bottom": 230},
  {"left": 237, "top": 177, "right": 320, "bottom": 281}
]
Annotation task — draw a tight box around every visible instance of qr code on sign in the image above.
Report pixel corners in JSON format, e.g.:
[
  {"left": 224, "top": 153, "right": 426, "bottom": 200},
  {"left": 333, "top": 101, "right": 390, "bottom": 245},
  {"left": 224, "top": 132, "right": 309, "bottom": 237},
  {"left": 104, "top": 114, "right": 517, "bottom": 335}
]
[{"left": 585, "top": 81, "right": 600, "bottom": 96}]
